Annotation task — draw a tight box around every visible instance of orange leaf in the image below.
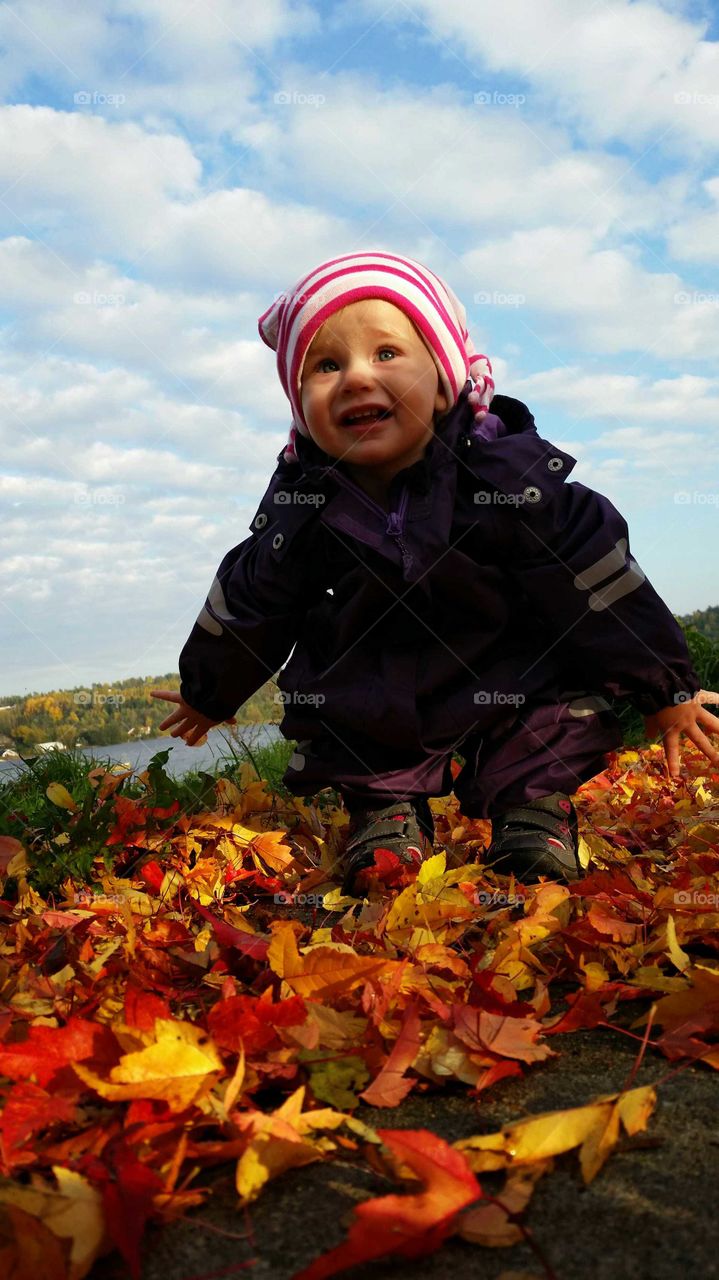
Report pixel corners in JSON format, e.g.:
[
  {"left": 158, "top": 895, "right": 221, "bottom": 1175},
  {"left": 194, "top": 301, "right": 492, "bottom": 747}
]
[
  {"left": 586, "top": 902, "right": 639, "bottom": 943},
  {"left": 360, "top": 1002, "right": 422, "bottom": 1107},
  {"left": 268, "top": 924, "right": 396, "bottom": 999},
  {"left": 294, "top": 1128, "right": 481, "bottom": 1278}
]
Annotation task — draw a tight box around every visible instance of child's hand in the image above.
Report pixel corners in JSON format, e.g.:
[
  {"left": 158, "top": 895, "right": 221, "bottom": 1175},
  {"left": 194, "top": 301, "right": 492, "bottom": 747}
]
[
  {"left": 643, "top": 689, "right": 719, "bottom": 780},
  {"left": 150, "top": 689, "right": 236, "bottom": 746}
]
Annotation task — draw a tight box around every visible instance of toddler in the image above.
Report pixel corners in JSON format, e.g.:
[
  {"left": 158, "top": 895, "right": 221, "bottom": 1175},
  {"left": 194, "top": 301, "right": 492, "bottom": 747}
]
[{"left": 152, "top": 251, "right": 719, "bottom": 896}]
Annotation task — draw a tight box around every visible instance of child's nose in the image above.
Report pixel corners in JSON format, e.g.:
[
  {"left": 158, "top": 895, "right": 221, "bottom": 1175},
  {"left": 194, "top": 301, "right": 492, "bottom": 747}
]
[{"left": 339, "top": 357, "right": 378, "bottom": 392}]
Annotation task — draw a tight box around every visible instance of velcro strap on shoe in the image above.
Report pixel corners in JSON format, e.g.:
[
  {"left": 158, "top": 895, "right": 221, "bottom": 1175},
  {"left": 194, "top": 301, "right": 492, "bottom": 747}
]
[
  {"left": 493, "top": 805, "right": 570, "bottom": 838},
  {"left": 345, "top": 815, "right": 415, "bottom": 855}
]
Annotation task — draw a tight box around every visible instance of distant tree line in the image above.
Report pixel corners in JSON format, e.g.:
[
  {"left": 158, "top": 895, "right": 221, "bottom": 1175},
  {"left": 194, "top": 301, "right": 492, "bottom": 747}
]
[
  {"left": 678, "top": 604, "right": 719, "bottom": 644},
  {"left": 0, "top": 673, "right": 286, "bottom": 752}
]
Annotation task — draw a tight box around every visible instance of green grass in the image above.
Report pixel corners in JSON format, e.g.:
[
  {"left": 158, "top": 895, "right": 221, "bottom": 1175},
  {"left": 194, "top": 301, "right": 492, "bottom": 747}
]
[{"left": 0, "top": 733, "right": 301, "bottom": 897}]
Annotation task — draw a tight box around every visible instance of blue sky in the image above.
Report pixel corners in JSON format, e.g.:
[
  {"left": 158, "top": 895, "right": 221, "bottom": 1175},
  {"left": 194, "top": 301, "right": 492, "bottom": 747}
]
[{"left": 1, "top": 0, "right": 719, "bottom": 698}]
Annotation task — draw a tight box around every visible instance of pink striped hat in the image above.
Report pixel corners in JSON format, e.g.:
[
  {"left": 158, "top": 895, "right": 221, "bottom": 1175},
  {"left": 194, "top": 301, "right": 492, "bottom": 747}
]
[{"left": 257, "top": 250, "right": 495, "bottom": 463}]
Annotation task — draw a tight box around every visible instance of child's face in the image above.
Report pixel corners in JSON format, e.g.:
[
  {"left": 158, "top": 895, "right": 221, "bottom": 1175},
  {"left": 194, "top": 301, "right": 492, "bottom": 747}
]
[{"left": 299, "top": 299, "right": 449, "bottom": 484}]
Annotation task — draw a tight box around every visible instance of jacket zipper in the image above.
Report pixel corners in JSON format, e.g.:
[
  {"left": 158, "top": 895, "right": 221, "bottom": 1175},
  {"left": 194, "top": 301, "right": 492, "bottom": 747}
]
[
  {"left": 385, "top": 487, "right": 414, "bottom": 577},
  {"left": 330, "top": 469, "right": 414, "bottom": 577}
]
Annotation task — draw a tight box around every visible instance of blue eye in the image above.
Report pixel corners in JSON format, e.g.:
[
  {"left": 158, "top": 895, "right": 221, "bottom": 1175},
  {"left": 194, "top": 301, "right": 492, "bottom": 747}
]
[
  {"left": 378, "top": 348, "right": 395, "bottom": 360},
  {"left": 316, "top": 357, "right": 338, "bottom": 372}
]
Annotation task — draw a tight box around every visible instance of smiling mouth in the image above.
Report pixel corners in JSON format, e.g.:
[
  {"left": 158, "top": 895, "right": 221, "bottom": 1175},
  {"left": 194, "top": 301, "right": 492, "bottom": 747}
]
[{"left": 342, "top": 409, "right": 393, "bottom": 430}]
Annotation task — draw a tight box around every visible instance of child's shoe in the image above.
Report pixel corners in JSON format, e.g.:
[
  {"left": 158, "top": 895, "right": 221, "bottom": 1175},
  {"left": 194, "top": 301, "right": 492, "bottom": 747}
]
[
  {"left": 484, "top": 792, "right": 581, "bottom": 883},
  {"left": 339, "top": 797, "right": 435, "bottom": 896}
]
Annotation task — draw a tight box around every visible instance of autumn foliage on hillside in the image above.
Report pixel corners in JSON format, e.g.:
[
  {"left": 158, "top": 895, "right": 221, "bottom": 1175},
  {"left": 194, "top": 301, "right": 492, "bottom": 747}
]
[{"left": 1, "top": 739, "right": 718, "bottom": 1278}]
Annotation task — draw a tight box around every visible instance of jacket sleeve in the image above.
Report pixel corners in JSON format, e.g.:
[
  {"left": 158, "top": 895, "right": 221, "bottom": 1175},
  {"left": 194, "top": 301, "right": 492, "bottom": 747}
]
[
  {"left": 502, "top": 464, "right": 701, "bottom": 716},
  {"left": 178, "top": 462, "right": 327, "bottom": 721}
]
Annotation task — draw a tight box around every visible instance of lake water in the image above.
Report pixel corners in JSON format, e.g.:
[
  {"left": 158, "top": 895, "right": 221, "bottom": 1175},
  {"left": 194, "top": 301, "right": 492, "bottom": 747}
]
[{"left": 0, "top": 723, "right": 285, "bottom": 783}]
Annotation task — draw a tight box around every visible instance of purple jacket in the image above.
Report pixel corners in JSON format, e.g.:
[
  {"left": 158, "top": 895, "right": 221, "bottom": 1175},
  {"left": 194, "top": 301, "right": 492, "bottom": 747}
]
[{"left": 178, "top": 385, "right": 701, "bottom": 751}]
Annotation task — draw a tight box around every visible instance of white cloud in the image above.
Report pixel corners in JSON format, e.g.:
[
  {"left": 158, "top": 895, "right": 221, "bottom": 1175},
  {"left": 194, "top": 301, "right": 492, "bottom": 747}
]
[
  {"left": 510, "top": 366, "right": 719, "bottom": 425},
  {"left": 665, "top": 175, "right": 719, "bottom": 263},
  {"left": 0, "top": 106, "right": 200, "bottom": 255},
  {"left": 462, "top": 227, "right": 719, "bottom": 360},
  {"left": 360, "top": 0, "right": 719, "bottom": 152},
  {"left": 151, "top": 187, "right": 356, "bottom": 287},
  {"left": 238, "top": 73, "right": 678, "bottom": 238},
  {"left": 0, "top": 1, "right": 319, "bottom": 134}
]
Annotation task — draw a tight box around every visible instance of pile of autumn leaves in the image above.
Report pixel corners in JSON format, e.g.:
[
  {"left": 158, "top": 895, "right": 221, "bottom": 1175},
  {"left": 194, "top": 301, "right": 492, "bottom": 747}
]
[{"left": 0, "top": 740, "right": 718, "bottom": 1279}]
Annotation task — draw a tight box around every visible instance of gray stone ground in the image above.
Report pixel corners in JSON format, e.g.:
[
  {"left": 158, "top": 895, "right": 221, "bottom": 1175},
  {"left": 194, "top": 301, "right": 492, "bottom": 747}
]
[{"left": 91, "top": 1021, "right": 719, "bottom": 1280}]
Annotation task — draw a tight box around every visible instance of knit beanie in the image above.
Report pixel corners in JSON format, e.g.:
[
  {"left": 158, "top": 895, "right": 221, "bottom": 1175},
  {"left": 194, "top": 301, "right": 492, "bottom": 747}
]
[{"left": 257, "top": 250, "right": 495, "bottom": 463}]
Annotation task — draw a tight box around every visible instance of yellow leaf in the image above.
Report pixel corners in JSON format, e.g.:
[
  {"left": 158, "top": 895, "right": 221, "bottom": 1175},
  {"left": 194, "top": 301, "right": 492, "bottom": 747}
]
[
  {"left": 456, "top": 1085, "right": 656, "bottom": 1182},
  {"left": 45, "top": 782, "right": 78, "bottom": 812},
  {"left": 417, "top": 850, "right": 447, "bottom": 883},
  {"left": 233, "top": 1086, "right": 336, "bottom": 1203},
  {"left": 268, "top": 923, "right": 394, "bottom": 998},
  {"left": 251, "top": 831, "right": 296, "bottom": 873},
  {"left": 414, "top": 1025, "right": 483, "bottom": 1088},
  {"left": 577, "top": 835, "right": 592, "bottom": 870},
  {"left": 320, "top": 886, "right": 356, "bottom": 911},
  {"left": 578, "top": 1102, "right": 621, "bottom": 1183},
  {"left": 235, "top": 1132, "right": 322, "bottom": 1203},
  {"left": 72, "top": 1019, "right": 223, "bottom": 1113},
  {"left": 223, "top": 1044, "right": 246, "bottom": 1115},
  {"left": 159, "top": 868, "right": 183, "bottom": 901},
  {"left": 665, "top": 914, "right": 690, "bottom": 972},
  {"left": 581, "top": 961, "right": 609, "bottom": 991},
  {"left": 616, "top": 1084, "right": 657, "bottom": 1135},
  {"left": 630, "top": 965, "right": 688, "bottom": 993},
  {"left": 384, "top": 873, "right": 474, "bottom": 950},
  {"left": 6, "top": 849, "right": 28, "bottom": 881},
  {"left": 267, "top": 923, "right": 304, "bottom": 980}
]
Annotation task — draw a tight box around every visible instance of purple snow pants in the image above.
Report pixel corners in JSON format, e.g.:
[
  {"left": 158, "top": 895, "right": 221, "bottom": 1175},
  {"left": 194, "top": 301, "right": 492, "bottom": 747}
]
[{"left": 280, "top": 690, "right": 625, "bottom": 818}]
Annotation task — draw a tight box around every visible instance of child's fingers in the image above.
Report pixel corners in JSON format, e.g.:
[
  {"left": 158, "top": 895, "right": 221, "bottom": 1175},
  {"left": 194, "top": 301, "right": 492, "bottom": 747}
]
[
  {"left": 158, "top": 710, "right": 184, "bottom": 731},
  {"left": 687, "top": 725, "right": 719, "bottom": 767},
  {"left": 660, "top": 728, "right": 681, "bottom": 777}
]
